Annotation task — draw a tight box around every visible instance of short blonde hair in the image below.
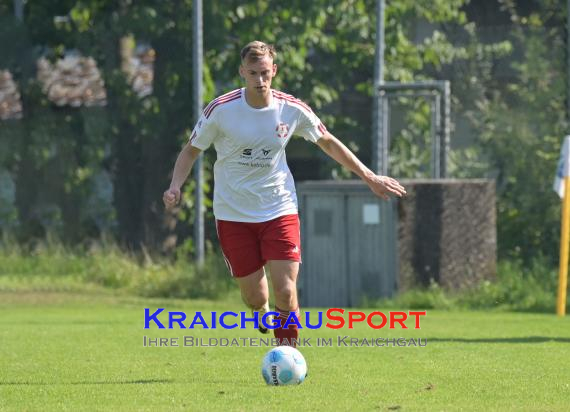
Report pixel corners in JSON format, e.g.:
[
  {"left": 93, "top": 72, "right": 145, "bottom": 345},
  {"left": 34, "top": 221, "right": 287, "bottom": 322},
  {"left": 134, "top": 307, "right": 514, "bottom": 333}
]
[{"left": 240, "top": 41, "right": 276, "bottom": 63}]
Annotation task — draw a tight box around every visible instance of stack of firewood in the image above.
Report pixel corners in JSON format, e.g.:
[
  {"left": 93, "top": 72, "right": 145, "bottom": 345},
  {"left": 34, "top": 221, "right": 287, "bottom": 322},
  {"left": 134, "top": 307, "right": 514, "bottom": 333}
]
[
  {"left": 37, "top": 56, "right": 107, "bottom": 107},
  {"left": 129, "top": 46, "right": 155, "bottom": 98},
  {"left": 0, "top": 70, "right": 23, "bottom": 120},
  {"left": 120, "top": 36, "right": 155, "bottom": 98}
]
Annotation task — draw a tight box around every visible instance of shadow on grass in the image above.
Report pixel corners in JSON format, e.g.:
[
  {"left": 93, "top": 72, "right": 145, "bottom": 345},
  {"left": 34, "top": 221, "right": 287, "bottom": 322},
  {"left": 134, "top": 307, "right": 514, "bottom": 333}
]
[
  {"left": 0, "top": 379, "right": 173, "bottom": 385},
  {"left": 427, "top": 336, "right": 570, "bottom": 344}
]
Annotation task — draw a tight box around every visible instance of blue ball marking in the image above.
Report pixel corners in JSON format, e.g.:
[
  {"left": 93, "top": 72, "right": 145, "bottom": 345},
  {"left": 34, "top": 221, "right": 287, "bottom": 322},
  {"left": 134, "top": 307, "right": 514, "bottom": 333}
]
[
  {"left": 279, "top": 370, "right": 293, "bottom": 383},
  {"left": 270, "top": 349, "right": 283, "bottom": 363}
]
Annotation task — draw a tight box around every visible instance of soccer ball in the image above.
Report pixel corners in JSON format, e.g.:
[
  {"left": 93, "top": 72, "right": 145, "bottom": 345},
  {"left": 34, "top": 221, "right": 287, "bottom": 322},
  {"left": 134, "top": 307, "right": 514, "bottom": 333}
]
[{"left": 261, "top": 346, "right": 307, "bottom": 385}]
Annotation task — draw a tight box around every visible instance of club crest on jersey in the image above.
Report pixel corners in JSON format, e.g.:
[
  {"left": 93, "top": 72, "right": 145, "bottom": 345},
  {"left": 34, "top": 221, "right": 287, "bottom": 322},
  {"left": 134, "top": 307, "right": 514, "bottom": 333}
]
[{"left": 275, "top": 122, "right": 289, "bottom": 138}]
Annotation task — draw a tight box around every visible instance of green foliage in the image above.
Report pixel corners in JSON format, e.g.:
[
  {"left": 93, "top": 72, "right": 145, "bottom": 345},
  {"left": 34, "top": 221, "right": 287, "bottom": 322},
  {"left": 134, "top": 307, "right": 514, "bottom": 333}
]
[
  {"left": 459, "top": 257, "right": 558, "bottom": 312},
  {"left": 0, "top": 1, "right": 205, "bottom": 248},
  {"left": 369, "top": 279, "right": 455, "bottom": 310},
  {"left": 1, "top": 0, "right": 566, "bottom": 265},
  {"left": 206, "top": 0, "right": 473, "bottom": 177},
  {"left": 0, "top": 170, "right": 18, "bottom": 230},
  {"left": 1, "top": 0, "right": 479, "bottom": 250},
  {"left": 1, "top": 239, "right": 558, "bottom": 312},
  {"left": 130, "top": 251, "right": 233, "bottom": 300},
  {"left": 388, "top": 98, "right": 434, "bottom": 178},
  {"left": 0, "top": 240, "right": 234, "bottom": 300},
  {"left": 467, "top": 4, "right": 567, "bottom": 262},
  {"left": 375, "top": 257, "right": 559, "bottom": 313}
]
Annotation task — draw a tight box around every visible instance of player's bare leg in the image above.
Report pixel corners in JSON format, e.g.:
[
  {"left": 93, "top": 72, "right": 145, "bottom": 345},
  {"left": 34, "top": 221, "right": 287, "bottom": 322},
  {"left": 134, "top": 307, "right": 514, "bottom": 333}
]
[
  {"left": 235, "top": 267, "right": 272, "bottom": 333},
  {"left": 268, "top": 260, "right": 300, "bottom": 346}
]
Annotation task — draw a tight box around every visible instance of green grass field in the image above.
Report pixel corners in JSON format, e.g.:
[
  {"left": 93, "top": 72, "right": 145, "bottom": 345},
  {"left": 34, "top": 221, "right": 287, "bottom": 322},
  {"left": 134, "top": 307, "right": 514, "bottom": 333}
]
[{"left": 1, "top": 291, "right": 569, "bottom": 411}]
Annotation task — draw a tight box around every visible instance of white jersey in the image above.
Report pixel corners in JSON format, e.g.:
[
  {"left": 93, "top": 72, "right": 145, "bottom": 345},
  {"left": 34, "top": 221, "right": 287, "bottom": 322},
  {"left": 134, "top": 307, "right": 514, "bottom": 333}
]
[{"left": 189, "top": 88, "right": 327, "bottom": 222}]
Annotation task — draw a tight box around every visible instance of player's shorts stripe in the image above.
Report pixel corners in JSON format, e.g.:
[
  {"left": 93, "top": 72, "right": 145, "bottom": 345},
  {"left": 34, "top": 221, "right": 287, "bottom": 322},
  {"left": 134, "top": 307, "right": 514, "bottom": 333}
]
[
  {"left": 215, "top": 220, "right": 235, "bottom": 277},
  {"left": 204, "top": 93, "right": 242, "bottom": 118}
]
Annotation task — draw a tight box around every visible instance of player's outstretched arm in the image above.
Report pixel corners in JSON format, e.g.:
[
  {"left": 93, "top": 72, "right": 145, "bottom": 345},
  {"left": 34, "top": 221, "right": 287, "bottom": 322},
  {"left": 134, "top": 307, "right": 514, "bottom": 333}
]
[
  {"left": 163, "top": 142, "right": 202, "bottom": 209},
  {"left": 316, "top": 131, "right": 406, "bottom": 200}
]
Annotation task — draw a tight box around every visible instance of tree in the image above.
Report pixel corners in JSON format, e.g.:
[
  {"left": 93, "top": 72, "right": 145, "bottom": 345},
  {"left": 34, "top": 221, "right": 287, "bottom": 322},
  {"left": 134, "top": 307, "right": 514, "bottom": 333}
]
[
  {"left": 467, "top": 0, "right": 567, "bottom": 262},
  {"left": 3, "top": 0, "right": 527, "bottom": 260}
]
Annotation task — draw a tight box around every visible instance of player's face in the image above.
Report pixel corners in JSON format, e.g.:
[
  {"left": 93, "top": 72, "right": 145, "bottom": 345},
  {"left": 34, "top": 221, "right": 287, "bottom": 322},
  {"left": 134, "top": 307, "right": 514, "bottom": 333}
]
[{"left": 240, "top": 56, "right": 277, "bottom": 96}]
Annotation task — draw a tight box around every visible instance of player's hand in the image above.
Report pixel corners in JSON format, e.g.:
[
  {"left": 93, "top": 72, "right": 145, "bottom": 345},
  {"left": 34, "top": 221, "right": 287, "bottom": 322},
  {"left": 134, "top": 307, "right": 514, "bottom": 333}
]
[
  {"left": 366, "top": 175, "right": 406, "bottom": 200},
  {"left": 163, "top": 187, "right": 181, "bottom": 209}
]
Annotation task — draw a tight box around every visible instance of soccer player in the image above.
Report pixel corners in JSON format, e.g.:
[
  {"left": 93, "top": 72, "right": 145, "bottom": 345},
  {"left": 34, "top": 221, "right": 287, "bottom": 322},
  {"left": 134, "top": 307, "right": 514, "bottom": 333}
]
[{"left": 163, "top": 41, "right": 406, "bottom": 347}]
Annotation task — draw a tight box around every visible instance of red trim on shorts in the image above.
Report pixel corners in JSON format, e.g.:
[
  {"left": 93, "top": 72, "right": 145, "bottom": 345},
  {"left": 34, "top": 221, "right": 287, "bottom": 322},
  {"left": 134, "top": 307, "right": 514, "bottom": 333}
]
[{"left": 215, "top": 221, "right": 235, "bottom": 277}]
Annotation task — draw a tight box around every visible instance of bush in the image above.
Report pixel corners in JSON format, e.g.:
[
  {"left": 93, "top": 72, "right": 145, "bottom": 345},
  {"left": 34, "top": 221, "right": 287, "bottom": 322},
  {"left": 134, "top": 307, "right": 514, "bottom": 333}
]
[
  {"left": 459, "top": 257, "right": 558, "bottom": 312},
  {"left": 0, "top": 240, "right": 561, "bottom": 313},
  {"left": 130, "top": 253, "right": 233, "bottom": 300},
  {"left": 374, "top": 256, "right": 559, "bottom": 313},
  {"left": 0, "top": 240, "right": 234, "bottom": 300}
]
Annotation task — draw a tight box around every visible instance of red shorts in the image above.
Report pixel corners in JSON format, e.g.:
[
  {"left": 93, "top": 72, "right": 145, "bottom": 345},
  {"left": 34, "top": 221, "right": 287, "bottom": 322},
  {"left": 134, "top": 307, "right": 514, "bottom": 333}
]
[{"left": 215, "top": 214, "right": 301, "bottom": 277}]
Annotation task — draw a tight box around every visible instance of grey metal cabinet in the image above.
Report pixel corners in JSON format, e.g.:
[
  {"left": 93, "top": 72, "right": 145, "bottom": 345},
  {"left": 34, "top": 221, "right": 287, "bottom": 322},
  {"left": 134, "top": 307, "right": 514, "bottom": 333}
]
[{"left": 297, "top": 181, "right": 398, "bottom": 307}]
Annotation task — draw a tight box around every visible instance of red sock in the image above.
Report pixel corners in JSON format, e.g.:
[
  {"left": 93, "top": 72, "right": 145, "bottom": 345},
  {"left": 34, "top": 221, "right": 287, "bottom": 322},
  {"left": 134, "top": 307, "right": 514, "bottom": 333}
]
[{"left": 274, "top": 306, "right": 300, "bottom": 347}]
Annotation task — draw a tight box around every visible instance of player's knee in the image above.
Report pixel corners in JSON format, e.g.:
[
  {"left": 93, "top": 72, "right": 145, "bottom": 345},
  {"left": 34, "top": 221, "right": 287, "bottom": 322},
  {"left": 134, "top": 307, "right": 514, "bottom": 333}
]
[
  {"left": 242, "top": 290, "right": 268, "bottom": 309},
  {"left": 275, "top": 283, "right": 296, "bottom": 304}
]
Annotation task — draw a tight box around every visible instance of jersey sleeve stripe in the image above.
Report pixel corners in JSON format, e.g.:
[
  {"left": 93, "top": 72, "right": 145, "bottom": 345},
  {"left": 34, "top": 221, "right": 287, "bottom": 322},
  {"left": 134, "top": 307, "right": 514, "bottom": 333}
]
[
  {"left": 203, "top": 90, "right": 240, "bottom": 113},
  {"left": 204, "top": 90, "right": 241, "bottom": 115},
  {"left": 203, "top": 89, "right": 242, "bottom": 117},
  {"left": 272, "top": 90, "right": 328, "bottom": 133},
  {"left": 272, "top": 91, "right": 314, "bottom": 114},
  {"left": 273, "top": 94, "right": 313, "bottom": 115},
  {"left": 204, "top": 88, "right": 241, "bottom": 107},
  {"left": 204, "top": 94, "right": 242, "bottom": 118}
]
